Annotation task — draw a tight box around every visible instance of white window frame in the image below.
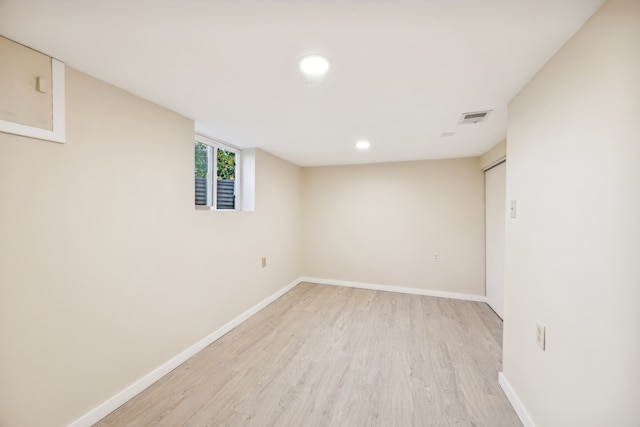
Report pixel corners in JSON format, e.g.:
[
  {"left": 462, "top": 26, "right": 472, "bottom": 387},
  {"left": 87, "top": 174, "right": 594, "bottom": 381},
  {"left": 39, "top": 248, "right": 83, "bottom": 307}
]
[{"left": 195, "top": 133, "right": 241, "bottom": 211}]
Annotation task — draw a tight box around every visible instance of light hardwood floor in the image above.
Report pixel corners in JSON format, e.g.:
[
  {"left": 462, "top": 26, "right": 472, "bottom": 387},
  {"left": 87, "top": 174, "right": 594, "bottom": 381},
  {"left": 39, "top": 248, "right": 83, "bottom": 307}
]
[{"left": 96, "top": 283, "right": 522, "bottom": 426}]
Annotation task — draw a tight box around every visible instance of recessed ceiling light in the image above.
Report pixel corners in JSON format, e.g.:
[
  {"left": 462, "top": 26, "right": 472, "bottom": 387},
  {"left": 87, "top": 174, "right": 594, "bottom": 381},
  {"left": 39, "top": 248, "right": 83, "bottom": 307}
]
[
  {"left": 298, "top": 54, "right": 330, "bottom": 85},
  {"left": 441, "top": 132, "right": 455, "bottom": 138},
  {"left": 355, "top": 141, "right": 371, "bottom": 150},
  {"left": 299, "top": 55, "right": 330, "bottom": 74}
]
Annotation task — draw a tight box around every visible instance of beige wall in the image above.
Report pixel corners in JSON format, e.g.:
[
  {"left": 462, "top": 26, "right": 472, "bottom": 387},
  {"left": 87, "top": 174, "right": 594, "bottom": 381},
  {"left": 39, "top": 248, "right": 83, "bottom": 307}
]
[
  {"left": 9, "top": 3, "right": 639, "bottom": 424},
  {"left": 0, "top": 36, "right": 53, "bottom": 130},
  {"left": 0, "top": 68, "right": 302, "bottom": 426},
  {"left": 302, "top": 158, "right": 485, "bottom": 296},
  {"left": 503, "top": 0, "right": 640, "bottom": 425},
  {"left": 480, "top": 139, "right": 506, "bottom": 170}
]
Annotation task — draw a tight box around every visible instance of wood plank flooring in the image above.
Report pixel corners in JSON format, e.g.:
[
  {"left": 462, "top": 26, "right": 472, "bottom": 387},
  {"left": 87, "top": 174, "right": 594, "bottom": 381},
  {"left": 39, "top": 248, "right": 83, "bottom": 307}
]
[{"left": 96, "top": 283, "right": 522, "bottom": 426}]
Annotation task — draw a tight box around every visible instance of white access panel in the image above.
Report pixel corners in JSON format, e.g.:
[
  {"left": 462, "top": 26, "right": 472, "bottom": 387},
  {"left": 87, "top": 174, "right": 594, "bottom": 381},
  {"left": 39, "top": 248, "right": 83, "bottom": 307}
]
[{"left": 485, "top": 161, "right": 506, "bottom": 319}]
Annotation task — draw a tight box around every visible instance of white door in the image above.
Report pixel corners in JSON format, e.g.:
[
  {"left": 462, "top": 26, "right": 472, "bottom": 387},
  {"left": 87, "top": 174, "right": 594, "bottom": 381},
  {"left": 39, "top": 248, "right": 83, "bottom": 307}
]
[{"left": 485, "top": 161, "right": 506, "bottom": 319}]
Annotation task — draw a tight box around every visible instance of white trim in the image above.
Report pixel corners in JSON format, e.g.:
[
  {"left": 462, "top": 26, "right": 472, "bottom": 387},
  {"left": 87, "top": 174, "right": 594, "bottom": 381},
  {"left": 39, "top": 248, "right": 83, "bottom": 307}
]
[
  {"left": 0, "top": 58, "right": 66, "bottom": 143},
  {"left": 68, "top": 278, "right": 303, "bottom": 427},
  {"left": 300, "top": 277, "right": 487, "bottom": 302},
  {"left": 69, "top": 277, "right": 484, "bottom": 426},
  {"left": 498, "top": 372, "right": 536, "bottom": 427},
  {"left": 194, "top": 132, "right": 241, "bottom": 152},
  {"left": 482, "top": 156, "right": 506, "bottom": 172}
]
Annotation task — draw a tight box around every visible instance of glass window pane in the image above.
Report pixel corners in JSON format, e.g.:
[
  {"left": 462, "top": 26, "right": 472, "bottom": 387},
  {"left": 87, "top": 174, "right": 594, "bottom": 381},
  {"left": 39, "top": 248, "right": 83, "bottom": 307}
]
[
  {"left": 216, "top": 149, "right": 235, "bottom": 209},
  {"left": 217, "top": 149, "right": 235, "bottom": 181},
  {"left": 195, "top": 141, "right": 209, "bottom": 206}
]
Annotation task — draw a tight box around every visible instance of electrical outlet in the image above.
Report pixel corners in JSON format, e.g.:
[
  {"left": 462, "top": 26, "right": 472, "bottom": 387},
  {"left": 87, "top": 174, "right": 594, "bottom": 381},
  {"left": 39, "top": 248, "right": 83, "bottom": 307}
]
[
  {"left": 433, "top": 253, "right": 439, "bottom": 262},
  {"left": 510, "top": 200, "right": 517, "bottom": 218},
  {"left": 261, "top": 257, "right": 267, "bottom": 268},
  {"left": 536, "top": 322, "right": 546, "bottom": 350}
]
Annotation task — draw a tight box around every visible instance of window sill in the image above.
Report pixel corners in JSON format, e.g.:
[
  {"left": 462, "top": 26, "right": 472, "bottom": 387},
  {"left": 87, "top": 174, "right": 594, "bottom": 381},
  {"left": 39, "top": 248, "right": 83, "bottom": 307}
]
[{"left": 195, "top": 206, "right": 241, "bottom": 212}]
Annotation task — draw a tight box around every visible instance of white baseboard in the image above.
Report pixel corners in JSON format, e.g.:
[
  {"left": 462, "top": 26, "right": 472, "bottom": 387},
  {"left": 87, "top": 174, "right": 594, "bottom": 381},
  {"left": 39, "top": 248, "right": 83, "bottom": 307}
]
[
  {"left": 300, "top": 277, "right": 487, "bottom": 303},
  {"left": 499, "top": 372, "right": 536, "bottom": 427},
  {"left": 68, "top": 277, "right": 303, "bottom": 427},
  {"left": 69, "top": 276, "right": 484, "bottom": 426}
]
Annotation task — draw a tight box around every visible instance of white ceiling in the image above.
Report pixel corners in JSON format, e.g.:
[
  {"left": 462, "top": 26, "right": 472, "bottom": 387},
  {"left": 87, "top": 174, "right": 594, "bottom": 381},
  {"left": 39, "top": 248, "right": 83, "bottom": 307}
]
[{"left": 0, "top": 0, "right": 604, "bottom": 166}]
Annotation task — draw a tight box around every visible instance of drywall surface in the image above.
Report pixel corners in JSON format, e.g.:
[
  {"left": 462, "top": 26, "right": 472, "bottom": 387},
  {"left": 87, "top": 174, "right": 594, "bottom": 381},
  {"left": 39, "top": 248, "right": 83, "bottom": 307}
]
[
  {"left": 0, "top": 68, "right": 302, "bottom": 426},
  {"left": 302, "top": 158, "right": 485, "bottom": 296},
  {"left": 503, "top": 0, "right": 640, "bottom": 425}
]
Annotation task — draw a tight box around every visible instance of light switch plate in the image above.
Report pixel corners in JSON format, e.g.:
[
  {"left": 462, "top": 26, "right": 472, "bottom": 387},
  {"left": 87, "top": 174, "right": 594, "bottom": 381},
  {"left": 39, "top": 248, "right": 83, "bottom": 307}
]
[{"left": 36, "top": 76, "right": 48, "bottom": 93}]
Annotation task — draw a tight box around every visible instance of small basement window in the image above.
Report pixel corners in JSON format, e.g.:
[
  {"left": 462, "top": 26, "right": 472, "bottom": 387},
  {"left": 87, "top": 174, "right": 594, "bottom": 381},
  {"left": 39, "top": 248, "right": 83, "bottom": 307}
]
[{"left": 194, "top": 133, "right": 240, "bottom": 210}]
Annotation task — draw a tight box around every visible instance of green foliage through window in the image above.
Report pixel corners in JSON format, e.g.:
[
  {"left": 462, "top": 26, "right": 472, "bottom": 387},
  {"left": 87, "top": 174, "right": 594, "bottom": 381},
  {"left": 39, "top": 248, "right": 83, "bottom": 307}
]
[
  {"left": 217, "top": 149, "right": 235, "bottom": 181},
  {"left": 194, "top": 142, "right": 236, "bottom": 181},
  {"left": 195, "top": 142, "right": 208, "bottom": 178}
]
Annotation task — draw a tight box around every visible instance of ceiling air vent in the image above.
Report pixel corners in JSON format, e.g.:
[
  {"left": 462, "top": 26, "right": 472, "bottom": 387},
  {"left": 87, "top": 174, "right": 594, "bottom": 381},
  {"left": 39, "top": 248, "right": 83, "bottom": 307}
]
[{"left": 459, "top": 110, "right": 492, "bottom": 124}]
